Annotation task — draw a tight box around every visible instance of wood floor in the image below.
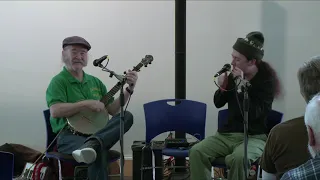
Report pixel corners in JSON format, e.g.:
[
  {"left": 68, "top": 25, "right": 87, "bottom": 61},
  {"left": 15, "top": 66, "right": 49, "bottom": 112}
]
[
  {"left": 108, "top": 159, "right": 132, "bottom": 179},
  {"left": 109, "top": 160, "right": 191, "bottom": 180}
]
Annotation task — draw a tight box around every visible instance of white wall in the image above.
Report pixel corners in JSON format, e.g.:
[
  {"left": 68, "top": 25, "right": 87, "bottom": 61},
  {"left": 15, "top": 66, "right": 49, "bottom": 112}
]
[{"left": 0, "top": 1, "right": 319, "bottom": 157}]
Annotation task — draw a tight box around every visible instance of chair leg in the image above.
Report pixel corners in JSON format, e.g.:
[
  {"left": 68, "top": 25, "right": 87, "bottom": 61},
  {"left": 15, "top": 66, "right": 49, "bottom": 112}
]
[
  {"left": 211, "top": 167, "right": 214, "bottom": 179},
  {"left": 257, "top": 165, "right": 261, "bottom": 180},
  {"left": 224, "top": 168, "right": 228, "bottom": 179},
  {"left": 57, "top": 160, "right": 62, "bottom": 180}
]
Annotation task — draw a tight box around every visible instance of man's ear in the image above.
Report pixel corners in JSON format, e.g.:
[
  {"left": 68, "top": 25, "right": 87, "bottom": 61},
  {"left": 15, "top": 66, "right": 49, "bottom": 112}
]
[{"left": 307, "top": 125, "right": 316, "bottom": 146}]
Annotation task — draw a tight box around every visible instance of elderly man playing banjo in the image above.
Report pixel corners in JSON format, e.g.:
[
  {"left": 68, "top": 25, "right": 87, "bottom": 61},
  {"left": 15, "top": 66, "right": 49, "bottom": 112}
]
[{"left": 46, "top": 36, "right": 137, "bottom": 180}]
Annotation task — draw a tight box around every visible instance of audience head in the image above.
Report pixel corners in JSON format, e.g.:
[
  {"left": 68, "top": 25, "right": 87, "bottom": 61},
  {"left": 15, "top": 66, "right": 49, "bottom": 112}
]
[
  {"left": 305, "top": 93, "right": 320, "bottom": 158},
  {"left": 61, "top": 36, "right": 91, "bottom": 72},
  {"left": 231, "top": 31, "right": 282, "bottom": 98},
  {"left": 297, "top": 55, "right": 320, "bottom": 102}
]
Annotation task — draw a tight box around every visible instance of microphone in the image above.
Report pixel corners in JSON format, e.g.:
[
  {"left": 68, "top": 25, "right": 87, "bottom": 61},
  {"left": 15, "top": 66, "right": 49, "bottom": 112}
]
[
  {"left": 214, "top": 64, "right": 231, "bottom": 77},
  {"left": 93, "top": 55, "right": 108, "bottom": 67}
]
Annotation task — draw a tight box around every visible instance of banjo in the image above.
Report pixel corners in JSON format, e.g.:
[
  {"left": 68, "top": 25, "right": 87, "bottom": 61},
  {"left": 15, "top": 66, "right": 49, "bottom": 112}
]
[{"left": 66, "top": 55, "right": 154, "bottom": 135}]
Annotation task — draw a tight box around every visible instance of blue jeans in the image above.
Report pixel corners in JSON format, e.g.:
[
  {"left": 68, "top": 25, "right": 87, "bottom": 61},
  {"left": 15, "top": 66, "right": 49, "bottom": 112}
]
[{"left": 57, "top": 111, "right": 134, "bottom": 180}]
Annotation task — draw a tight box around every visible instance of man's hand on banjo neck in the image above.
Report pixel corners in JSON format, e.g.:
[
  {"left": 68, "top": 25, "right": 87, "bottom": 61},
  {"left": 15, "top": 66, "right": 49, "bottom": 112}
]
[{"left": 106, "top": 69, "right": 138, "bottom": 116}]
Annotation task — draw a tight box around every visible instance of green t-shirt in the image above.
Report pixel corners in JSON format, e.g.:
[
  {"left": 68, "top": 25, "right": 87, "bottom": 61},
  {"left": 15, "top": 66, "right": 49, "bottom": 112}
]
[{"left": 46, "top": 67, "right": 114, "bottom": 133}]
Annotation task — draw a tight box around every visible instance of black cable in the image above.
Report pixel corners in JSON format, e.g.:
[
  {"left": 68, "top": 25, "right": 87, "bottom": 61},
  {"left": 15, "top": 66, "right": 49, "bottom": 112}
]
[
  {"left": 213, "top": 74, "right": 243, "bottom": 118},
  {"left": 235, "top": 86, "right": 245, "bottom": 120},
  {"left": 213, "top": 76, "right": 240, "bottom": 92},
  {"left": 103, "top": 57, "right": 110, "bottom": 69}
]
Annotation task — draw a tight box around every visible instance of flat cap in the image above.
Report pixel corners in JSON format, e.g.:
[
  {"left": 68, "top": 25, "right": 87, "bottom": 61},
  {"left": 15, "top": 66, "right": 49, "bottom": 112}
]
[{"left": 62, "top": 36, "right": 91, "bottom": 51}]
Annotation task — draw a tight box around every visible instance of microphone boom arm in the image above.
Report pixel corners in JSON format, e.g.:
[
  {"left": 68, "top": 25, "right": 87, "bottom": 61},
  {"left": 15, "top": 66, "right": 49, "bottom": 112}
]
[
  {"left": 102, "top": 68, "right": 127, "bottom": 82},
  {"left": 93, "top": 55, "right": 125, "bottom": 82}
]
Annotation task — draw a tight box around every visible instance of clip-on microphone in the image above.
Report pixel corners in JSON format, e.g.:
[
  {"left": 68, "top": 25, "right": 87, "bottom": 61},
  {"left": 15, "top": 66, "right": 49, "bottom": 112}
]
[{"left": 93, "top": 55, "right": 108, "bottom": 68}]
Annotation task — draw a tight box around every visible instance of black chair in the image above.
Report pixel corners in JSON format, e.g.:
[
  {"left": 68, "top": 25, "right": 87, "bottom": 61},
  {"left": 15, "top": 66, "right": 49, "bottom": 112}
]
[{"left": 42, "top": 109, "right": 121, "bottom": 179}]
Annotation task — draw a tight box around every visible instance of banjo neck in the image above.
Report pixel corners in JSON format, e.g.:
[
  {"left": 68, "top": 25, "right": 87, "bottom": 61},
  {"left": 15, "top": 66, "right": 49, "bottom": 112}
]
[
  {"left": 100, "top": 81, "right": 123, "bottom": 106},
  {"left": 99, "top": 60, "right": 147, "bottom": 106}
]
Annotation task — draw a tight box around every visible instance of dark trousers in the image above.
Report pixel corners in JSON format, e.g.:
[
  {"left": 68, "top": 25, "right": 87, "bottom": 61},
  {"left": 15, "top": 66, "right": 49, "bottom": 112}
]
[{"left": 57, "top": 111, "right": 134, "bottom": 180}]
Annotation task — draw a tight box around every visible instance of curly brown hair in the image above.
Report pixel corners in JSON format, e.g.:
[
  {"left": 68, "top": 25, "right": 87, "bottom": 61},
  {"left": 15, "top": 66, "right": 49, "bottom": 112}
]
[{"left": 255, "top": 59, "right": 282, "bottom": 99}]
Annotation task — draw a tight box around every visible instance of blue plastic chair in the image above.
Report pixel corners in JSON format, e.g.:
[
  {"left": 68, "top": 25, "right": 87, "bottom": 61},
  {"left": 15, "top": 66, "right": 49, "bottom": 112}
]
[
  {"left": 42, "top": 109, "right": 121, "bottom": 179},
  {"left": 143, "top": 99, "right": 207, "bottom": 157},
  {"left": 211, "top": 109, "right": 283, "bottom": 178},
  {"left": 0, "top": 151, "right": 14, "bottom": 180}
]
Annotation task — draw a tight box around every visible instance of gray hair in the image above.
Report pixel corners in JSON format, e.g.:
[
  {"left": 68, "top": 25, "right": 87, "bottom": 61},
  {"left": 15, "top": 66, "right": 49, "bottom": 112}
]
[
  {"left": 297, "top": 55, "right": 320, "bottom": 102},
  {"left": 305, "top": 93, "right": 320, "bottom": 157}
]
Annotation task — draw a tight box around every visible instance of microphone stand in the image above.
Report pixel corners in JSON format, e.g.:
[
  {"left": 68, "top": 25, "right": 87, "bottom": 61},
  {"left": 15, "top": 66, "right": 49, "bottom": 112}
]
[
  {"left": 239, "top": 78, "right": 251, "bottom": 180},
  {"left": 216, "top": 72, "right": 251, "bottom": 179},
  {"left": 100, "top": 65, "right": 126, "bottom": 180}
]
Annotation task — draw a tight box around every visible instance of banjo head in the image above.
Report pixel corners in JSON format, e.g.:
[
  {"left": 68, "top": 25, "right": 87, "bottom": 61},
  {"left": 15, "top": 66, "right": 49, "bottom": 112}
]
[{"left": 67, "top": 109, "right": 110, "bottom": 135}]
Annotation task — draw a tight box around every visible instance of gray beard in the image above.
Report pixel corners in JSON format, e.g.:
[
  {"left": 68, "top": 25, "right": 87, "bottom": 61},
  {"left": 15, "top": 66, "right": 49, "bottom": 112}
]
[{"left": 308, "top": 145, "right": 317, "bottom": 158}]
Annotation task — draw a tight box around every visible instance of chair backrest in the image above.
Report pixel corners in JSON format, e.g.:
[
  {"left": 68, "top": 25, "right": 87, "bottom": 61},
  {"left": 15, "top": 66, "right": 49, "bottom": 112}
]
[
  {"left": 218, "top": 109, "right": 283, "bottom": 133},
  {"left": 143, "top": 99, "right": 207, "bottom": 143},
  {"left": 43, "top": 109, "right": 56, "bottom": 152},
  {"left": 0, "top": 151, "right": 14, "bottom": 180},
  {"left": 218, "top": 109, "right": 229, "bottom": 130}
]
